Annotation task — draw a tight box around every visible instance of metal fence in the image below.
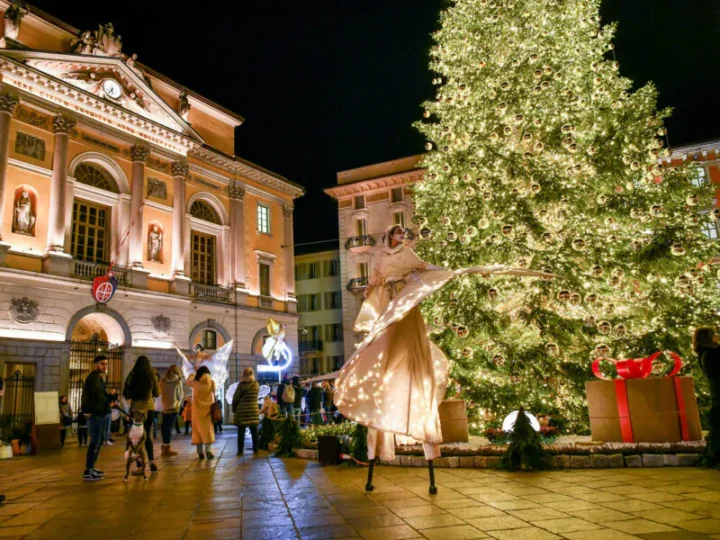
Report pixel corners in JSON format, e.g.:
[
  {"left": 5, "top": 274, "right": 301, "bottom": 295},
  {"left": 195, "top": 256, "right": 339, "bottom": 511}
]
[
  {"left": 0, "top": 369, "right": 35, "bottom": 437},
  {"left": 69, "top": 334, "right": 123, "bottom": 415}
]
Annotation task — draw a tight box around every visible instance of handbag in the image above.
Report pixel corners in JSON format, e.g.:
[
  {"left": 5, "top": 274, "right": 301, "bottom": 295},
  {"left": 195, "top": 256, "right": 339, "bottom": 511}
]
[
  {"left": 210, "top": 401, "right": 222, "bottom": 423},
  {"left": 61, "top": 415, "right": 73, "bottom": 427}
]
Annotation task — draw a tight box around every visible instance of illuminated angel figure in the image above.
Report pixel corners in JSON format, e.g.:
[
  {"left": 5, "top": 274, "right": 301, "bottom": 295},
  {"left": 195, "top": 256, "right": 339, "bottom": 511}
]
[
  {"left": 176, "top": 341, "right": 233, "bottom": 389},
  {"left": 334, "top": 225, "right": 551, "bottom": 494},
  {"left": 262, "top": 318, "right": 292, "bottom": 367}
]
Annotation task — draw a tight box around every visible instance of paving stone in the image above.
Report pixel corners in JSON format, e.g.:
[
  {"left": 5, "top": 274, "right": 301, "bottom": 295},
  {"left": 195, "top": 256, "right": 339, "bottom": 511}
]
[
  {"left": 677, "top": 454, "right": 701, "bottom": 466},
  {"left": 624, "top": 455, "right": 643, "bottom": 468},
  {"left": 601, "top": 518, "right": 678, "bottom": 534},
  {"left": 570, "top": 456, "right": 591, "bottom": 469},
  {"left": 641, "top": 454, "right": 665, "bottom": 468},
  {"left": 419, "top": 524, "right": 488, "bottom": 539},
  {"left": 675, "top": 519, "right": 720, "bottom": 534}
]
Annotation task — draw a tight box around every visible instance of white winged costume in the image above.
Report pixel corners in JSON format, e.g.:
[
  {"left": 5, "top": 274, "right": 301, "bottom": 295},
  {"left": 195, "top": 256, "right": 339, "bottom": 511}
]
[{"left": 334, "top": 226, "right": 549, "bottom": 461}]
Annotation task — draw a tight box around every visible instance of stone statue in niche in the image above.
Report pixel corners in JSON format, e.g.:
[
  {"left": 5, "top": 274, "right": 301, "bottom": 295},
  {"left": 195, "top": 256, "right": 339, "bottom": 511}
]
[
  {"left": 9, "top": 297, "right": 38, "bottom": 324},
  {"left": 147, "top": 224, "right": 163, "bottom": 262},
  {"left": 12, "top": 190, "right": 35, "bottom": 235}
]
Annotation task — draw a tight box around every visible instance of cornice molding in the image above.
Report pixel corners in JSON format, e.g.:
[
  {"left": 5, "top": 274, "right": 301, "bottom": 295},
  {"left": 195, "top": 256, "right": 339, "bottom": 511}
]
[
  {"left": 145, "top": 199, "right": 173, "bottom": 213},
  {"left": 8, "top": 157, "right": 52, "bottom": 177},
  {"left": 189, "top": 146, "right": 304, "bottom": 199},
  {"left": 325, "top": 169, "right": 424, "bottom": 200}
]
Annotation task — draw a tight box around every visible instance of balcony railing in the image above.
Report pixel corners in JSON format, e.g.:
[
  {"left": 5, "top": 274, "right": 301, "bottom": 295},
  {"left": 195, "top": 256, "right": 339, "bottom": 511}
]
[
  {"left": 344, "top": 235, "right": 376, "bottom": 253},
  {"left": 347, "top": 277, "right": 369, "bottom": 291},
  {"left": 299, "top": 340, "right": 323, "bottom": 353},
  {"left": 72, "top": 260, "right": 129, "bottom": 286},
  {"left": 191, "top": 283, "right": 233, "bottom": 303}
]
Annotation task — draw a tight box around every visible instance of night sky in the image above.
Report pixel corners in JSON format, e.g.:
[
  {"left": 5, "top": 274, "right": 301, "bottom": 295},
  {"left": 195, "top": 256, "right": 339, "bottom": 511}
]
[{"left": 29, "top": 0, "right": 720, "bottom": 252}]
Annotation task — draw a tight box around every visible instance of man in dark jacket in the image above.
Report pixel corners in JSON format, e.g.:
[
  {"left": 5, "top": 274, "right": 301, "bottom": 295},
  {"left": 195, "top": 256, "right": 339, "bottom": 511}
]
[{"left": 81, "top": 355, "right": 114, "bottom": 481}]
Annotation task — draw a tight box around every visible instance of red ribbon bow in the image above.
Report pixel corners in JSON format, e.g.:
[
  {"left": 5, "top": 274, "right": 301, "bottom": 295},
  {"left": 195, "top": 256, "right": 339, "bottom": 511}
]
[{"left": 592, "top": 351, "right": 683, "bottom": 380}]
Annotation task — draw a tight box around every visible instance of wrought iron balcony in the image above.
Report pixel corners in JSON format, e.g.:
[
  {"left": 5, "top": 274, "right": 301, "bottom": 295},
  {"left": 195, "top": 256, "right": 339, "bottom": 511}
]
[
  {"left": 72, "top": 260, "right": 129, "bottom": 286},
  {"left": 344, "top": 235, "right": 376, "bottom": 253},
  {"left": 191, "top": 283, "right": 233, "bottom": 303},
  {"left": 347, "top": 277, "right": 369, "bottom": 291},
  {"left": 299, "top": 340, "right": 323, "bottom": 353}
]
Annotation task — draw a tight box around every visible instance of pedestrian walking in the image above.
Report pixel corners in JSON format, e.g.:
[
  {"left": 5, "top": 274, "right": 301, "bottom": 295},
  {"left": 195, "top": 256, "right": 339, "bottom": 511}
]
[
  {"left": 81, "top": 355, "right": 114, "bottom": 481},
  {"left": 232, "top": 367, "right": 260, "bottom": 455},
  {"left": 292, "top": 375, "right": 303, "bottom": 424},
  {"left": 159, "top": 364, "right": 184, "bottom": 457},
  {"left": 76, "top": 410, "right": 88, "bottom": 446},
  {"left": 186, "top": 365, "right": 216, "bottom": 459},
  {"left": 694, "top": 327, "right": 720, "bottom": 468},
  {"left": 123, "top": 356, "right": 161, "bottom": 473},
  {"left": 181, "top": 396, "right": 192, "bottom": 435},
  {"left": 59, "top": 394, "right": 73, "bottom": 447},
  {"left": 307, "top": 382, "right": 322, "bottom": 425},
  {"left": 322, "top": 381, "right": 335, "bottom": 423},
  {"left": 214, "top": 399, "right": 224, "bottom": 434}
]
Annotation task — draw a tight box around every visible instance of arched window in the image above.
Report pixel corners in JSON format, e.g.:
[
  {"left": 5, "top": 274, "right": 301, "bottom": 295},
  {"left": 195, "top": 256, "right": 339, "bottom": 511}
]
[
  {"left": 190, "top": 200, "right": 221, "bottom": 225},
  {"left": 74, "top": 163, "right": 118, "bottom": 193}
]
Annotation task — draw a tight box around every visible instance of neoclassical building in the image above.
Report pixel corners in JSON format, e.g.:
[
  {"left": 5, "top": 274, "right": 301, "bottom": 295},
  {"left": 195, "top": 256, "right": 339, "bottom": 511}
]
[
  {"left": 325, "top": 155, "right": 422, "bottom": 359},
  {"left": 0, "top": 3, "right": 303, "bottom": 419}
]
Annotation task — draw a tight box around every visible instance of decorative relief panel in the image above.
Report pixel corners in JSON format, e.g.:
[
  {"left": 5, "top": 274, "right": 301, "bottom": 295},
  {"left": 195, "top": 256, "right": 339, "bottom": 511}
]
[
  {"left": 15, "top": 106, "right": 50, "bottom": 129},
  {"left": 14, "top": 131, "right": 45, "bottom": 160},
  {"left": 151, "top": 314, "right": 171, "bottom": 337},
  {"left": 147, "top": 177, "right": 167, "bottom": 200},
  {"left": 9, "top": 297, "right": 39, "bottom": 324}
]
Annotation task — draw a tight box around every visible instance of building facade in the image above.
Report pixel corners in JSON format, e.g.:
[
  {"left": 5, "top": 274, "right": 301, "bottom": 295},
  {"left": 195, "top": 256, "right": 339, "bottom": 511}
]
[
  {"left": 0, "top": 4, "right": 303, "bottom": 421},
  {"left": 325, "top": 155, "right": 423, "bottom": 359},
  {"left": 294, "top": 249, "right": 344, "bottom": 375}
]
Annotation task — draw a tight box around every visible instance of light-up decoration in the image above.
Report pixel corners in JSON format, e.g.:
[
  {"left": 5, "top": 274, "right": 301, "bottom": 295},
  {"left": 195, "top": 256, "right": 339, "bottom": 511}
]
[
  {"left": 258, "top": 318, "right": 293, "bottom": 379},
  {"left": 226, "top": 383, "right": 271, "bottom": 406},
  {"left": 176, "top": 341, "right": 233, "bottom": 388},
  {"left": 502, "top": 410, "right": 541, "bottom": 433}
]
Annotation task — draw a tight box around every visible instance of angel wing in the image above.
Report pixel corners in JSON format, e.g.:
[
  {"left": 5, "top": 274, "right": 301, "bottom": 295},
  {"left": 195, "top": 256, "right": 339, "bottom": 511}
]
[
  {"left": 206, "top": 341, "right": 233, "bottom": 388},
  {"left": 226, "top": 382, "right": 239, "bottom": 406},
  {"left": 175, "top": 345, "right": 194, "bottom": 380}
]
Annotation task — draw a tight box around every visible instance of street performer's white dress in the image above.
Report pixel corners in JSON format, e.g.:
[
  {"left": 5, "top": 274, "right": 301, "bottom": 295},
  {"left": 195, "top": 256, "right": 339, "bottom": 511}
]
[{"left": 334, "top": 234, "right": 551, "bottom": 462}]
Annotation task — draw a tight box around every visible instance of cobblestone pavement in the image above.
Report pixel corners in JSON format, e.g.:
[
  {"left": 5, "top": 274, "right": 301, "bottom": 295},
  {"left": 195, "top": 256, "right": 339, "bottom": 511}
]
[{"left": 1, "top": 430, "right": 720, "bottom": 539}]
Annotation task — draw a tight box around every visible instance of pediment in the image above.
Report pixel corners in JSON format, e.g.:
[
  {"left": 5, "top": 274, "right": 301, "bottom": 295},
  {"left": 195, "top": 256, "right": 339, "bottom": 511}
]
[{"left": 1, "top": 50, "right": 203, "bottom": 142}]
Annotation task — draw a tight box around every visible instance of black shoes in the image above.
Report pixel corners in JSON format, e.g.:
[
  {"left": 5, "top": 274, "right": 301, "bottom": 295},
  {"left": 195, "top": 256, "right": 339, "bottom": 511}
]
[
  {"left": 83, "top": 469, "right": 104, "bottom": 481},
  {"left": 150, "top": 462, "right": 158, "bottom": 473},
  {"left": 206, "top": 452, "right": 215, "bottom": 460},
  {"left": 198, "top": 453, "right": 205, "bottom": 460}
]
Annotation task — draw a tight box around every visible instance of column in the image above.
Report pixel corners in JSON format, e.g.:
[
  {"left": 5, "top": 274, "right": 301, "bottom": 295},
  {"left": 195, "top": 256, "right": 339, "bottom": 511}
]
[
  {"left": 282, "top": 204, "right": 296, "bottom": 312},
  {"left": 128, "top": 145, "right": 149, "bottom": 268},
  {"left": 170, "top": 160, "right": 190, "bottom": 294},
  {"left": 228, "top": 182, "right": 246, "bottom": 289},
  {"left": 42, "top": 114, "right": 76, "bottom": 276},
  {"left": 0, "top": 94, "right": 18, "bottom": 243}
]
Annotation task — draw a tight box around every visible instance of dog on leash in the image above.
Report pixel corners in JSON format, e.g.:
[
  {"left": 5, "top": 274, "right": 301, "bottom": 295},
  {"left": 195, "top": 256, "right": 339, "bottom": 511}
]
[{"left": 123, "top": 410, "right": 149, "bottom": 481}]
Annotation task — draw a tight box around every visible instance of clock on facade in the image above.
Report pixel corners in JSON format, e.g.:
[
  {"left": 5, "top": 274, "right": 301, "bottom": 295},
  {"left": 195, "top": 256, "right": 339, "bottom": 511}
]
[{"left": 101, "top": 78, "right": 122, "bottom": 100}]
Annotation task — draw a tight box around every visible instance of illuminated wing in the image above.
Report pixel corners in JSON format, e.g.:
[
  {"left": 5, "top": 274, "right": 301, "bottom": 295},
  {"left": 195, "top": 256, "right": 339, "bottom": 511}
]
[
  {"left": 226, "top": 382, "right": 239, "bottom": 406},
  {"left": 262, "top": 335, "right": 278, "bottom": 360},
  {"left": 206, "top": 341, "right": 233, "bottom": 388},
  {"left": 258, "top": 385, "right": 271, "bottom": 399},
  {"left": 175, "top": 345, "right": 194, "bottom": 380}
]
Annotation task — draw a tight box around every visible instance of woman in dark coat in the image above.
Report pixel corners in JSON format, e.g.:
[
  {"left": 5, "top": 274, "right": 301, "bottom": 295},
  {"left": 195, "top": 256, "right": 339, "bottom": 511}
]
[
  {"left": 694, "top": 327, "right": 720, "bottom": 468},
  {"left": 232, "top": 367, "right": 260, "bottom": 455},
  {"left": 307, "top": 382, "right": 323, "bottom": 425}
]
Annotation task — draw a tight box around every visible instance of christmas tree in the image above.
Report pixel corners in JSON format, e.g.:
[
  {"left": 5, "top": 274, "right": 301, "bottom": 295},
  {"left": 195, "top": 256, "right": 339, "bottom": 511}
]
[{"left": 413, "top": 0, "right": 718, "bottom": 432}]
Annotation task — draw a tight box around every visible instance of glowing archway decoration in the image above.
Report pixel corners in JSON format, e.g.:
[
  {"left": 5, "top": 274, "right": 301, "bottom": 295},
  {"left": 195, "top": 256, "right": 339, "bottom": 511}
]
[{"left": 257, "top": 318, "right": 293, "bottom": 380}]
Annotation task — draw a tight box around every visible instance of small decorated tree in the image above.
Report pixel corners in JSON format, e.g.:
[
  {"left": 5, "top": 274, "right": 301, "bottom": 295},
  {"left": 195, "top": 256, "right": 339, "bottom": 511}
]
[{"left": 413, "top": 0, "right": 718, "bottom": 431}]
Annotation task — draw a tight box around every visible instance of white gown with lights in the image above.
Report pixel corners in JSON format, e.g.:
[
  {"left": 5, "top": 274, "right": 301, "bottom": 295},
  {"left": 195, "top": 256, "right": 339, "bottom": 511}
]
[{"left": 334, "top": 241, "right": 551, "bottom": 461}]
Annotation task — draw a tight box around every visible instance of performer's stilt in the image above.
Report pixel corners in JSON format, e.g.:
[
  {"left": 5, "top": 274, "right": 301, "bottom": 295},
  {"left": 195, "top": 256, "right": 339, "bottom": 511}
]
[
  {"left": 365, "top": 459, "right": 376, "bottom": 492},
  {"left": 428, "top": 460, "right": 437, "bottom": 494}
]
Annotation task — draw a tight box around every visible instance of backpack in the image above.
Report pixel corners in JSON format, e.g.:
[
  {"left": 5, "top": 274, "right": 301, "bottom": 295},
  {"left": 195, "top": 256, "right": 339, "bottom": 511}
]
[{"left": 282, "top": 384, "right": 295, "bottom": 403}]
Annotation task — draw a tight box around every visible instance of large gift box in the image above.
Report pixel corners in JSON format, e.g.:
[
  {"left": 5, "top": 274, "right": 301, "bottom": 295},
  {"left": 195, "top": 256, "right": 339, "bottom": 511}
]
[
  {"left": 586, "top": 376, "right": 702, "bottom": 443},
  {"left": 439, "top": 399, "right": 469, "bottom": 443}
]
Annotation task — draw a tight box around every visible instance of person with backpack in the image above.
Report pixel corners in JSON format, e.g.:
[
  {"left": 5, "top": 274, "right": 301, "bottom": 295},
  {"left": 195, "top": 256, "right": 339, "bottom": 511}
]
[
  {"left": 278, "top": 374, "right": 295, "bottom": 418},
  {"left": 694, "top": 327, "right": 720, "bottom": 468}
]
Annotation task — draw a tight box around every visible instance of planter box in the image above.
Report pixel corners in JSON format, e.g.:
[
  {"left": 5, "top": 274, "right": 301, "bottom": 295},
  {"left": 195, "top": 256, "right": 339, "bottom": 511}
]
[{"left": 0, "top": 445, "right": 13, "bottom": 459}]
